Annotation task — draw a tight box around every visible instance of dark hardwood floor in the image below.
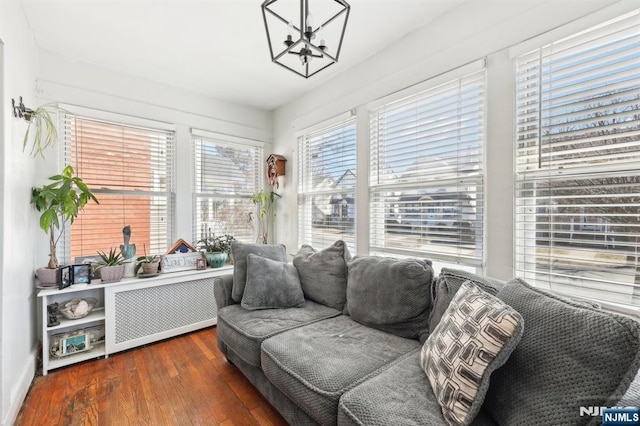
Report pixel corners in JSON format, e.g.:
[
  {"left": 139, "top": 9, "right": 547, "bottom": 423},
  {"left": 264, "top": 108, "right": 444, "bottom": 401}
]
[{"left": 15, "top": 327, "right": 288, "bottom": 426}]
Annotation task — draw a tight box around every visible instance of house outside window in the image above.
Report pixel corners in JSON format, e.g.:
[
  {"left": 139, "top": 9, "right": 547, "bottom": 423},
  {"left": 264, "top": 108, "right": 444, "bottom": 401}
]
[
  {"left": 298, "top": 118, "right": 357, "bottom": 252},
  {"left": 192, "top": 132, "right": 263, "bottom": 244},
  {"left": 369, "top": 63, "right": 486, "bottom": 269},
  {"left": 514, "top": 10, "right": 640, "bottom": 310}
]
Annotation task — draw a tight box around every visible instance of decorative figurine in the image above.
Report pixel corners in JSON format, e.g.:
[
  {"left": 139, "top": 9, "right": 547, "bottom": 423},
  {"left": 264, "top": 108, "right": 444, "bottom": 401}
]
[
  {"left": 120, "top": 225, "right": 136, "bottom": 260},
  {"left": 120, "top": 225, "right": 137, "bottom": 278},
  {"left": 47, "top": 302, "right": 60, "bottom": 327}
]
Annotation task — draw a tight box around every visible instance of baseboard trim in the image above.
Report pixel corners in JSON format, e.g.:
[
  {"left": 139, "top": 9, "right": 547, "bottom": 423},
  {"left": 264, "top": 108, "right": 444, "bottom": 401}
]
[{"left": 1, "top": 348, "right": 36, "bottom": 426}]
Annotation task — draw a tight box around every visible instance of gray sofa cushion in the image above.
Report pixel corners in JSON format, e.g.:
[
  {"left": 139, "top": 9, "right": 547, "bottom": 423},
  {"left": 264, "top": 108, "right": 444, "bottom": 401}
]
[
  {"left": 483, "top": 278, "right": 640, "bottom": 425},
  {"left": 217, "top": 300, "right": 341, "bottom": 367},
  {"left": 421, "top": 281, "right": 524, "bottom": 426},
  {"left": 429, "top": 268, "right": 505, "bottom": 333},
  {"left": 231, "top": 241, "right": 286, "bottom": 302},
  {"left": 261, "top": 315, "right": 421, "bottom": 425},
  {"left": 346, "top": 256, "right": 434, "bottom": 341},
  {"left": 293, "top": 240, "right": 352, "bottom": 311},
  {"left": 241, "top": 254, "right": 305, "bottom": 310},
  {"left": 338, "top": 352, "right": 498, "bottom": 426}
]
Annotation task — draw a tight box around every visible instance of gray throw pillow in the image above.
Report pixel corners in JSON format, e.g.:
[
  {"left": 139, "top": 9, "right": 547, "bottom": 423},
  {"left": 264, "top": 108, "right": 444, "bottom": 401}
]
[
  {"left": 292, "top": 240, "right": 352, "bottom": 310},
  {"left": 429, "top": 268, "right": 505, "bottom": 334},
  {"left": 346, "top": 256, "right": 434, "bottom": 341},
  {"left": 483, "top": 278, "right": 640, "bottom": 425},
  {"left": 231, "top": 241, "right": 286, "bottom": 302},
  {"left": 421, "top": 281, "right": 524, "bottom": 426},
  {"left": 241, "top": 254, "right": 305, "bottom": 310}
]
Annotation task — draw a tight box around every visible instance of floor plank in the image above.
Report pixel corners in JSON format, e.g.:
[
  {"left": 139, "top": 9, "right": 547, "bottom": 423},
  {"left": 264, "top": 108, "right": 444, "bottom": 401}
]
[{"left": 15, "top": 327, "right": 288, "bottom": 426}]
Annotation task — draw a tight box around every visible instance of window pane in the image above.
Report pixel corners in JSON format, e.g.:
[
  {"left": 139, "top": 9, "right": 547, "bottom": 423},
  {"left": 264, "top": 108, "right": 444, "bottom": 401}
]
[
  {"left": 515, "top": 10, "right": 640, "bottom": 309},
  {"left": 62, "top": 115, "right": 174, "bottom": 261},
  {"left": 298, "top": 120, "right": 357, "bottom": 252},
  {"left": 370, "top": 70, "right": 485, "bottom": 266},
  {"left": 193, "top": 136, "right": 262, "bottom": 243}
]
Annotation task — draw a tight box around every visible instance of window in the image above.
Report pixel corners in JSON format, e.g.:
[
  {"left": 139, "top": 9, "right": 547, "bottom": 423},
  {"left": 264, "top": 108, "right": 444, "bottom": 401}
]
[
  {"left": 515, "top": 11, "right": 640, "bottom": 309},
  {"left": 192, "top": 132, "right": 262, "bottom": 243},
  {"left": 62, "top": 114, "right": 175, "bottom": 261},
  {"left": 298, "top": 118, "right": 357, "bottom": 252},
  {"left": 369, "top": 65, "right": 485, "bottom": 267}
]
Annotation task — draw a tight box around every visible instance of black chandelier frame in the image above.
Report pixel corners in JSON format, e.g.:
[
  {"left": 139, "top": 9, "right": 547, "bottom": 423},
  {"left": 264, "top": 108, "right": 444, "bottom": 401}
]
[{"left": 261, "top": 0, "right": 350, "bottom": 78}]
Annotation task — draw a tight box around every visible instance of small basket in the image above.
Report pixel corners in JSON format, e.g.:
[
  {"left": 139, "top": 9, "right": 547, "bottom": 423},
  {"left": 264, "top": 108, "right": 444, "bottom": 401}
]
[{"left": 58, "top": 297, "right": 98, "bottom": 320}]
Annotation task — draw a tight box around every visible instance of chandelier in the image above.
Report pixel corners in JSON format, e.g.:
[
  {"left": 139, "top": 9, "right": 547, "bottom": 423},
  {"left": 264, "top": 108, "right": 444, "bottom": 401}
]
[{"left": 261, "top": 0, "right": 350, "bottom": 78}]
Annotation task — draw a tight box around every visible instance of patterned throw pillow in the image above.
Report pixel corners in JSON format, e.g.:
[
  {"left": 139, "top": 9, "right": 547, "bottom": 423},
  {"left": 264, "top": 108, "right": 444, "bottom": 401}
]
[{"left": 420, "top": 281, "right": 524, "bottom": 426}]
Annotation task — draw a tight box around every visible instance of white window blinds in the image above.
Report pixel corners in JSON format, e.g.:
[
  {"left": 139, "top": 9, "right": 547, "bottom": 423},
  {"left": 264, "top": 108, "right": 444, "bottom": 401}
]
[
  {"left": 193, "top": 134, "right": 262, "bottom": 243},
  {"left": 515, "top": 10, "right": 640, "bottom": 309},
  {"left": 298, "top": 119, "right": 357, "bottom": 252},
  {"left": 62, "top": 114, "right": 175, "bottom": 261},
  {"left": 369, "top": 69, "right": 485, "bottom": 266}
]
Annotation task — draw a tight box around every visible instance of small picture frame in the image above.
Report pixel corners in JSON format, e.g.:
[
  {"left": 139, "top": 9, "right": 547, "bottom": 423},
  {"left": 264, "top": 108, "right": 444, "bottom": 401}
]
[
  {"left": 58, "top": 266, "right": 72, "bottom": 290},
  {"left": 71, "top": 264, "right": 92, "bottom": 285},
  {"left": 196, "top": 258, "right": 207, "bottom": 270},
  {"left": 62, "top": 333, "right": 90, "bottom": 355}
]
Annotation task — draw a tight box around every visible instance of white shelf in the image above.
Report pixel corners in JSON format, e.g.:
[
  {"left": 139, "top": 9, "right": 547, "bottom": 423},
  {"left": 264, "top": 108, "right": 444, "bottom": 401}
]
[
  {"left": 47, "top": 307, "right": 105, "bottom": 331},
  {"left": 39, "top": 267, "right": 231, "bottom": 375},
  {"left": 37, "top": 266, "right": 233, "bottom": 298},
  {"left": 47, "top": 342, "right": 106, "bottom": 370}
]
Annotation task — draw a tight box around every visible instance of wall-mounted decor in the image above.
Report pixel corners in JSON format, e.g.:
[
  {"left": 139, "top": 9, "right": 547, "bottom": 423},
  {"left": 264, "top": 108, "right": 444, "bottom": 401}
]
[{"left": 267, "top": 154, "right": 287, "bottom": 188}]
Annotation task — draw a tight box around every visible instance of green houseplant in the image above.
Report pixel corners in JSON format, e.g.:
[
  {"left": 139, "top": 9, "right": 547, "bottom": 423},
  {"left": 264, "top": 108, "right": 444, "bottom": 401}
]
[
  {"left": 196, "top": 234, "right": 236, "bottom": 268},
  {"left": 251, "top": 190, "right": 281, "bottom": 244},
  {"left": 135, "top": 244, "right": 160, "bottom": 275},
  {"left": 96, "top": 248, "right": 125, "bottom": 283},
  {"left": 31, "top": 166, "right": 99, "bottom": 283},
  {"left": 22, "top": 103, "right": 59, "bottom": 159}
]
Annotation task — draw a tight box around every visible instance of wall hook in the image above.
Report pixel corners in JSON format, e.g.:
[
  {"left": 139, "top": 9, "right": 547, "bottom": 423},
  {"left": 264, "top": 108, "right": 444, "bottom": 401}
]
[{"left": 12, "top": 96, "right": 34, "bottom": 121}]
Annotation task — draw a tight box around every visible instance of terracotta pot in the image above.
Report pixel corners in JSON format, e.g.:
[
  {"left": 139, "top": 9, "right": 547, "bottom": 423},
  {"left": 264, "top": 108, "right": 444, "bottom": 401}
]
[
  {"left": 100, "top": 265, "right": 124, "bottom": 283},
  {"left": 141, "top": 261, "right": 160, "bottom": 275},
  {"left": 36, "top": 267, "right": 58, "bottom": 285}
]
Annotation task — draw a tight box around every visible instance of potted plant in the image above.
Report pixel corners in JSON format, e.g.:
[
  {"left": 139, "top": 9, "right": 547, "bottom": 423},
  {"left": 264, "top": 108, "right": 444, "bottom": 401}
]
[
  {"left": 19, "top": 101, "right": 60, "bottom": 159},
  {"left": 96, "top": 248, "right": 125, "bottom": 283},
  {"left": 135, "top": 245, "right": 160, "bottom": 275},
  {"left": 250, "top": 190, "right": 281, "bottom": 244},
  {"left": 31, "top": 165, "right": 99, "bottom": 284},
  {"left": 196, "top": 233, "right": 236, "bottom": 268}
]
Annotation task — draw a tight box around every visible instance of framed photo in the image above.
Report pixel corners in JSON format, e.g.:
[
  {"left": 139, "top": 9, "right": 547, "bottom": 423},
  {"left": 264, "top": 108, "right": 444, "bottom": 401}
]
[
  {"left": 71, "top": 264, "right": 92, "bottom": 285},
  {"left": 58, "top": 266, "right": 72, "bottom": 290},
  {"left": 196, "top": 258, "right": 207, "bottom": 270},
  {"left": 61, "top": 332, "right": 90, "bottom": 355}
]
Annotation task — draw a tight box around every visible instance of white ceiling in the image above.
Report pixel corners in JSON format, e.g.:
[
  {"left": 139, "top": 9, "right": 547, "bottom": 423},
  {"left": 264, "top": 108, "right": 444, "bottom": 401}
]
[{"left": 20, "top": 0, "right": 468, "bottom": 111}]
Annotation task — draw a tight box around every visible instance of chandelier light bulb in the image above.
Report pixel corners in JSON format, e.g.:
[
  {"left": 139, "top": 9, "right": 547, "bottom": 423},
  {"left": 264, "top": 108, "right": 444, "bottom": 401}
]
[{"left": 306, "top": 14, "right": 314, "bottom": 28}]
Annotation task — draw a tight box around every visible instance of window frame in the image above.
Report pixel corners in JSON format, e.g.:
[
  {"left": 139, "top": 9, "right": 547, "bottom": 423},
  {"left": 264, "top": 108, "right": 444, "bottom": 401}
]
[{"left": 58, "top": 106, "right": 176, "bottom": 263}]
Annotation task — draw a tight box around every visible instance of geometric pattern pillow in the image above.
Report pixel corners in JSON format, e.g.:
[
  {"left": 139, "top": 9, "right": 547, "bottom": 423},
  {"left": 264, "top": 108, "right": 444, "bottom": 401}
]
[{"left": 420, "top": 281, "right": 524, "bottom": 426}]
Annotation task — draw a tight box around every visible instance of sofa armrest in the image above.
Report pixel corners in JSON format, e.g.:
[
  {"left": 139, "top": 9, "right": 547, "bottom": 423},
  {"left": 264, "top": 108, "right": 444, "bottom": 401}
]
[{"left": 214, "top": 274, "right": 236, "bottom": 310}]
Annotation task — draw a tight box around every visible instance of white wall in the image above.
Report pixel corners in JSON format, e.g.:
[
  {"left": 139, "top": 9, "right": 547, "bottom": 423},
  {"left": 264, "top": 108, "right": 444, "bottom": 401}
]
[
  {"left": 0, "top": 0, "right": 40, "bottom": 424},
  {"left": 0, "top": 9, "right": 273, "bottom": 424},
  {"left": 35, "top": 49, "right": 273, "bottom": 241},
  {"left": 271, "top": 0, "right": 637, "bottom": 279}
]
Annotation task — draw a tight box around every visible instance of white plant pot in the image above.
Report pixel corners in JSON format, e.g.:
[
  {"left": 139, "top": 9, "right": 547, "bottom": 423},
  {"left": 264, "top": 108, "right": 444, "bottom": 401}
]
[{"left": 122, "top": 260, "right": 136, "bottom": 278}]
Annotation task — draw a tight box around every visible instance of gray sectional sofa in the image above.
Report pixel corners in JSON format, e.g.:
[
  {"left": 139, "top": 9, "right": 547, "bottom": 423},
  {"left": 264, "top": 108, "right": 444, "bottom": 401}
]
[{"left": 214, "top": 241, "right": 640, "bottom": 425}]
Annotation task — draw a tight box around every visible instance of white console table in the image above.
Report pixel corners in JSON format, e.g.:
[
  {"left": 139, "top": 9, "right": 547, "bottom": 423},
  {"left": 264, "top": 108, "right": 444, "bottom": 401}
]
[{"left": 38, "top": 267, "right": 232, "bottom": 375}]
